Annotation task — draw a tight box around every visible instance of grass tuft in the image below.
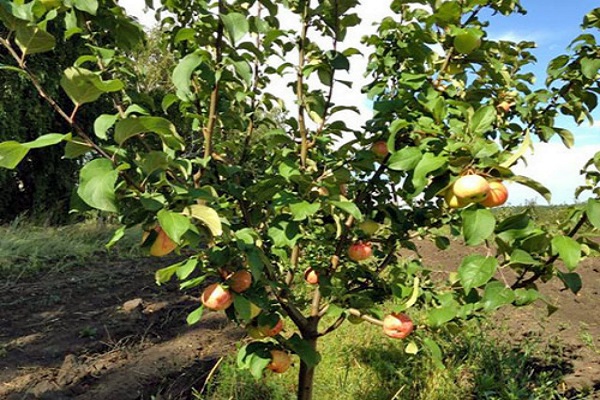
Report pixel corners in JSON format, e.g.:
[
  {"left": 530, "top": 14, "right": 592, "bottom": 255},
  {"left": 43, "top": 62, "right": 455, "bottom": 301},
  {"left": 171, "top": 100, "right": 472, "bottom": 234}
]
[{"left": 0, "top": 220, "right": 143, "bottom": 278}]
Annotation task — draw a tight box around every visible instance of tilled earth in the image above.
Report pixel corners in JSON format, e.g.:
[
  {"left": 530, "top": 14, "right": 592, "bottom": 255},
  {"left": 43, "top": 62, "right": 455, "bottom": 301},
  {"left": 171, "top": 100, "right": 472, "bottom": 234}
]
[{"left": 0, "top": 242, "right": 598, "bottom": 400}]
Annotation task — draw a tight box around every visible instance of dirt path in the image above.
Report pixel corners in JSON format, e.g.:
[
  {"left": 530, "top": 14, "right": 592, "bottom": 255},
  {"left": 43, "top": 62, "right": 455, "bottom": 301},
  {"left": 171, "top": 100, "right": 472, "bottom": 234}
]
[
  {"left": 0, "top": 257, "right": 244, "bottom": 400},
  {"left": 0, "top": 245, "right": 598, "bottom": 399}
]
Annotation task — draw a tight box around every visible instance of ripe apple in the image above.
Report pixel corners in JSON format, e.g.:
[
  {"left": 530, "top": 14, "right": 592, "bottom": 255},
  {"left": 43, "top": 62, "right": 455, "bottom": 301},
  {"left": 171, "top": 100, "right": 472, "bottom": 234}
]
[
  {"left": 144, "top": 226, "right": 177, "bottom": 257},
  {"left": 452, "top": 175, "right": 490, "bottom": 203},
  {"left": 201, "top": 283, "right": 234, "bottom": 311},
  {"left": 348, "top": 242, "right": 373, "bottom": 261},
  {"left": 479, "top": 181, "right": 508, "bottom": 207},
  {"left": 444, "top": 189, "right": 468, "bottom": 209},
  {"left": 267, "top": 350, "right": 292, "bottom": 373},
  {"left": 259, "top": 317, "right": 284, "bottom": 337},
  {"left": 383, "top": 313, "right": 414, "bottom": 339},
  {"left": 358, "top": 219, "right": 379, "bottom": 236},
  {"left": 304, "top": 268, "right": 319, "bottom": 285},
  {"left": 371, "top": 141, "right": 389, "bottom": 158},
  {"left": 228, "top": 270, "right": 252, "bottom": 293}
]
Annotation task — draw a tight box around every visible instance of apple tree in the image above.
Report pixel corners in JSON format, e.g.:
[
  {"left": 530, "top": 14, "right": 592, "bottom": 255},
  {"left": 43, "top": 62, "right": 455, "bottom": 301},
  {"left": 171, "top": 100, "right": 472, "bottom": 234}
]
[{"left": 0, "top": 1, "right": 599, "bottom": 399}]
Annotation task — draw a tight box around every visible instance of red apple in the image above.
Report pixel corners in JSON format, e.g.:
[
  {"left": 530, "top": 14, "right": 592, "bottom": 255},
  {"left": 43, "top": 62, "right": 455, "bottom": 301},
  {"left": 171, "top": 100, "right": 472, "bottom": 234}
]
[
  {"left": 452, "top": 175, "right": 490, "bottom": 203},
  {"left": 267, "top": 350, "right": 292, "bottom": 373},
  {"left": 228, "top": 270, "right": 252, "bottom": 293},
  {"left": 304, "top": 268, "right": 319, "bottom": 285},
  {"left": 201, "top": 283, "right": 234, "bottom": 311},
  {"left": 259, "top": 317, "right": 284, "bottom": 337},
  {"left": 383, "top": 313, "right": 414, "bottom": 339},
  {"left": 371, "top": 141, "right": 389, "bottom": 158},
  {"left": 348, "top": 242, "right": 373, "bottom": 261},
  {"left": 479, "top": 181, "right": 508, "bottom": 207}
]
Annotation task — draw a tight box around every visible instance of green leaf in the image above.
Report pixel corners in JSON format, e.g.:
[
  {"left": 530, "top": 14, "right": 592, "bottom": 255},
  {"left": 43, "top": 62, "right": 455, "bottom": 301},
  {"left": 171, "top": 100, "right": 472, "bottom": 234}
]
[
  {"left": 15, "top": 25, "right": 56, "bottom": 55},
  {"left": 500, "top": 130, "right": 532, "bottom": 168},
  {"left": 481, "top": 281, "right": 515, "bottom": 311},
  {"left": 470, "top": 105, "right": 496, "bottom": 136},
  {"left": 176, "top": 258, "right": 198, "bottom": 280},
  {"left": 155, "top": 263, "right": 180, "bottom": 285},
  {"left": 580, "top": 57, "right": 600, "bottom": 79},
  {"left": 290, "top": 201, "right": 320, "bottom": 221},
  {"left": 114, "top": 116, "right": 184, "bottom": 151},
  {"left": 268, "top": 217, "right": 302, "bottom": 248},
  {"left": 514, "top": 288, "right": 540, "bottom": 306},
  {"left": 329, "top": 200, "right": 363, "bottom": 221},
  {"left": 586, "top": 198, "right": 600, "bottom": 229},
  {"left": 234, "top": 295, "right": 253, "bottom": 321},
  {"left": 458, "top": 255, "right": 497, "bottom": 294},
  {"left": 23, "top": 133, "right": 69, "bottom": 149},
  {"left": 77, "top": 159, "right": 118, "bottom": 212},
  {"left": 0, "top": 134, "right": 70, "bottom": 167},
  {"left": 412, "top": 153, "right": 447, "bottom": 192},
  {"left": 0, "top": 141, "right": 28, "bottom": 169},
  {"left": 557, "top": 271, "right": 582, "bottom": 294},
  {"left": 462, "top": 208, "right": 496, "bottom": 246},
  {"left": 157, "top": 209, "right": 191, "bottom": 244},
  {"left": 397, "top": 277, "right": 420, "bottom": 311},
  {"left": 94, "top": 114, "right": 118, "bottom": 140},
  {"left": 172, "top": 52, "right": 203, "bottom": 101},
  {"left": 287, "top": 334, "right": 321, "bottom": 368},
  {"left": 509, "top": 249, "right": 541, "bottom": 266},
  {"left": 61, "top": 67, "right": 123, "bottom": 105},
  {"left": 186, "top": 305, "right": 204, "bottom": 325},
  {"left": 73, "top": 0, "right": 98, "bottom": 15},
  {"left": 511, "top": 175, "right": 551, "bottom": 203},
  {"left": 221, "top": 12, "right": 249, "bottom": 45},
  {"left": 182, "top": 204, "right": 223, "bottom": 237},
  {"left": 64, "top": 139, "right": 91, "bottom": 159},
  {"left": 551, "top": 235, "right": 581, "bottom": 271},
  {"left": 388, "top": 147, "right": 422, "bottom": 171},
  {"left": 105, "top": 226, "right": 126, "bottom": 249},
  {"left": 422, "top": 338, "right": 445, "bottom": 369},
  {"left": 428, "top": 306, "right": 457, "bottom": 327}
]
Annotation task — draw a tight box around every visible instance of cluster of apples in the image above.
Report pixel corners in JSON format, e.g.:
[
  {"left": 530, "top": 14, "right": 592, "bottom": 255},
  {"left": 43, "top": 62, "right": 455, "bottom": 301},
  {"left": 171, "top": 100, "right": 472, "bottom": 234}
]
[
  {"left": 200, "top": 270, "right": 253, "bottom": 311},
  {"left": 304, "top": 239, "right": 414, "bottom": 340},
  {"left": 444, "top": 174, "right": 508, "bottom": 209},
  {"left": 200, "top": 270, "right": 292, "bottom": 373}
]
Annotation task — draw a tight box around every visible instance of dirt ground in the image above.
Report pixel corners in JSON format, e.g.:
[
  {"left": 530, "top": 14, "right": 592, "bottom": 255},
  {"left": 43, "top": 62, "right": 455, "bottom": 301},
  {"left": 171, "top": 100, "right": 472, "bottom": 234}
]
[{"left": 0, "top": 243, "right": 598, "bottom": 400}]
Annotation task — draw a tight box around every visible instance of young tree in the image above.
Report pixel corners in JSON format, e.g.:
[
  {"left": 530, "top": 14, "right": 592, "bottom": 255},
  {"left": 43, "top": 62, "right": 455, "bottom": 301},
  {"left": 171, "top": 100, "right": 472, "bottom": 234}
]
[{"left": 0, "top": 1, "right": 599, "bottom": 399}]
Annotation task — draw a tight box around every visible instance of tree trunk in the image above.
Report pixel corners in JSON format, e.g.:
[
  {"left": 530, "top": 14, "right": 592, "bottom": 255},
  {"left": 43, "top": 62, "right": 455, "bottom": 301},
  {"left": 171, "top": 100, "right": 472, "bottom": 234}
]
[{"left": 296, "top": 337, "right": 317, "bottom": 400}]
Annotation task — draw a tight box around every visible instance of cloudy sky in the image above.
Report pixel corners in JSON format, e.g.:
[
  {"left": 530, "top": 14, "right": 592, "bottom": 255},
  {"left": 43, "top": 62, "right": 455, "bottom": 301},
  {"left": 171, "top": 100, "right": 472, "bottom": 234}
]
[{"left": 119, "top": 0, "right": 599, "bottom": 206}]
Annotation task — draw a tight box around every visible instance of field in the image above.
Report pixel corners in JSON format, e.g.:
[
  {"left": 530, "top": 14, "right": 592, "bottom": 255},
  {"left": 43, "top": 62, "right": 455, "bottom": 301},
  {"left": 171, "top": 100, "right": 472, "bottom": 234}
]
[{"left": 0, "top": 220, "right": 598, "bottom": 400}]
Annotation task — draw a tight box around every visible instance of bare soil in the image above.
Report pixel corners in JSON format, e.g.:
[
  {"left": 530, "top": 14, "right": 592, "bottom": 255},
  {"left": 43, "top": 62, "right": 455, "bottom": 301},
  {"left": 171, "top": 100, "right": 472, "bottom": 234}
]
[{"left": 0, "top": 243, "right": 599, "bottom": 400}]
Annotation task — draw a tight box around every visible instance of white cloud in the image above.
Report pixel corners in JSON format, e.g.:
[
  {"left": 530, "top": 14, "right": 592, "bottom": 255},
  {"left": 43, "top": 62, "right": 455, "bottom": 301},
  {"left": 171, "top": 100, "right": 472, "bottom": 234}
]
[{"left": 510, "top": 142, "right": 597, "bottom": 205}]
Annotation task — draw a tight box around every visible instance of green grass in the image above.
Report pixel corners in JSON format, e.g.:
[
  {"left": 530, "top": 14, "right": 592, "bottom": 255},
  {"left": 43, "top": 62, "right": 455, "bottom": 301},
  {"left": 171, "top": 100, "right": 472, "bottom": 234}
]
[
  {"left": 201, "top": 318, "right": 587, "bottom": 400},
  {"left": 0, "top": 220, "right": 143, "bottom": 278}
]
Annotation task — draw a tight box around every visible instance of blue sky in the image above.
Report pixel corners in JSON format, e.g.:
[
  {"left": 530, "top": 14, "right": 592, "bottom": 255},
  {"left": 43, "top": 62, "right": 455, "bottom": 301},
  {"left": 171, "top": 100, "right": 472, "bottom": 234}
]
[{"left": 122, "top": 0, "right": 599, "bottom": 205}]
